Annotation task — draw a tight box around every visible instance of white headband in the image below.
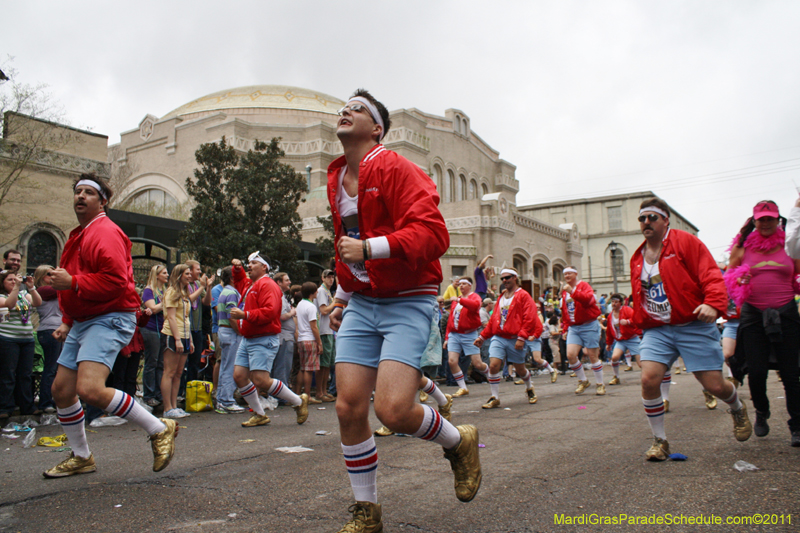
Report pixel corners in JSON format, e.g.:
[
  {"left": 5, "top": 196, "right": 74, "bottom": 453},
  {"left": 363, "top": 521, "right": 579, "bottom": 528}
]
[
  {"left": 563, "top": 267, "right": 578, "bottom": 274},
  {"left": 248, "top": 251, "right": 270, "bottom": 270},
  {"left": 500, "top": 268, "right": 517, "bottom": 277},
  {"left": 459, "top": 278, "right": 472, "bottom": 286},
  {"left": 75, "top": 179, "right": 107, "bottom": 200},
  {"left": 348, "top": 97, "right": 385, "bottom": 142},
  {"left": 639, "top": 207, "right": 668, "bottom": 218}
]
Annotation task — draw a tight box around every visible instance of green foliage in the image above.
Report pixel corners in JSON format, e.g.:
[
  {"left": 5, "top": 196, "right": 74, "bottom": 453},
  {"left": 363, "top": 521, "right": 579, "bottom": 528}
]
[
  {"left": 315, "top": 206, "right": 336, "bottom": 269},
  {"left": 179, "top": 137, "right": 308, "bottom": 280}
]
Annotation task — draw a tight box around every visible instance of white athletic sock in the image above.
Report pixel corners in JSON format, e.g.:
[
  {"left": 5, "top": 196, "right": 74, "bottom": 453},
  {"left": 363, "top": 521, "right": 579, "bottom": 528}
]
[
  {"left": 267, "top": 379, "right": 301, "bottom": 407},
  {"left": 520, "top": 369, "right": 532, "bottom": 389},
  {"left": 452, "top": 370, "right": 467, "bottom": 390},
  {"left": 105, "top": 390, "right": 166, "bottom": 435},
  {"left": 411, "top": 405, "right": 461, "bottom": 449},
  {"left": 239, "top": 382, "right": 264, "bottom": 415},
  {"left": 422, "top": 377, "right": 448, "bottom": 407},
  {"left": 58, "top": 401, "right": 90, "bottom": 458},
  {"left": 611, "top": 360, "right": 620, "bottom": 377},
  {"left": 643, "top": 396, "right": 667, "bottom": 440},
  {"left": 542, "top": 362, "right": 554, "bottom": 373},
  {"left": 625, "top": 355, "right": 632, "bottom": 366},
  {"left": 488, "top": 372, "right": 502, "bottom": 398},
  {"left": 721, "top": 387, "right": 743, "bottom": 411},
  {"left": 342, "top": 437, "right": 378, "bottom": 504},
  {"left": 475, "top": 362, "right": 489, "bottom": 376},
  {"left": 570, "top": 361, "right": 587, "bottom": 381},
  {"left": 660, "top": 372, "right": 671, "bottom": 401},
  {"left": 591, "top": 362, "right": 604, "bottom": 384}
]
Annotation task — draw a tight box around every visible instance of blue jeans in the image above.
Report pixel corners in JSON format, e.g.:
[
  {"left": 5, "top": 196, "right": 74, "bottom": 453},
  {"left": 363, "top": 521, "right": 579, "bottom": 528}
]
[
  {"left": 0, "top": 336, "right": 35, "bottom": 415},
  {"left": 273, "top": 338, "right": 294, "bottom": 386},
  {"left": 217, "top": 327, "right": 240, "bottom": 406},
  {"left": 37, "top": 330, "right": 62, "bottom": 410},
  {"left": 140, "top": 328, "right": 163, "bottom": 402}
]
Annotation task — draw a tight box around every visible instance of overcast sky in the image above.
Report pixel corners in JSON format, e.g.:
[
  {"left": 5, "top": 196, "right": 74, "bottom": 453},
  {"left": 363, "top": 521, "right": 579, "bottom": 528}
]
[{"left": 3, "top": 0, "right": 800, "bottom": 258}]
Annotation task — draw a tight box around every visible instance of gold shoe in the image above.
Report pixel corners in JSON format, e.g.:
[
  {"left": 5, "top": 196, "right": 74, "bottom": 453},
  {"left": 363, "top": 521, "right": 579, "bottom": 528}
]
[
  {"left": 443, "top": 424, "right": 482, "bottom": 502},
  {"left": 623, "top": 365, "right": 633, "bottom": 372},
  {"left": 438, "top": 394, "right": 453, "bottom": 422},
  {"left": 43, "top": 452, "right": 97, "bottom": 478},
  {"left": 575, "top": 380, "right": 590, "bottom": 394},
  {"left": 664, "top": 399, "right": 670, "bottom": 413},
  {"left": 726, "top": 376, "right": 740, "bottom": 388},
  {"left": 308, "top": 396, "right": 322, "bottom": 405},
  {"left": 550, "top": 370, "right": 558, "bottom": 383},
  {"left": 337, "top": 501, "right": 383, "bottom": 533},
  {"left": 731, "top": 403, "right": 753, "bottom": 442},
  {"left": 514, "top": 379, "right": 524, "bottom": 385},
  {"left": 526, "top": 387, "right": 537, "bottom": 404},
  {"left": 595, "top": 383, "right": 606, "bottom": 396},
  {"left": 569, "top": 372, "right": 577, "bottom": 378},
  {"left": 241, "top": 413, "right": 270, "bottom": 427},
  {"left": 321, "top": 394, "right": 336, "bottom": 403},
  {"left": 294, "top": 393, "right": 309, "bottom": 424},
  {"left": 674, "top": 367, "right": 681, "bottom": 375},
  {"left": 645, "top": 437, "right": 670, "bottom": 461},
  {"left": 703, "top": 390, "right": 717, "bottom": 410},
  {"left": 150, "top": 418, "right": 178, "bottom": 472},
  {"left": 374, "top": 426, "right": 394, "bottom": 437},
  {"left": 609, "top": 376, "right": 620, "bottom": 386},
  {"left": 452, "top": 388, "right": 469, "bottom": 398},
  {"left": 481, "top": 396, "right": 501, "bottom": 409},
  {"left": 419, "top": 390, "right": 429, "bottom": 403}
]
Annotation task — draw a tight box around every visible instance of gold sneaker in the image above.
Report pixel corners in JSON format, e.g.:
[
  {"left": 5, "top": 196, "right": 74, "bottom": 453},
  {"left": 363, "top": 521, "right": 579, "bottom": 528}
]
[
  {"left": 595, "top": 384, "right": 606, "bottom": 396},
  {"left": 438, "top": 394, "right": 453, "bottom": 421},
  {"left": 664, "top": 399, "right": 670, "bottom": 413},
  {"left": 645, "top": 437, "right": 670, "bottom": 461},
  {"left": 623, "top": 365, "right": 633, "bottom": 372},
  {"left": 550, "top": 370, "right": 558, "bottom": 383},
  {"left": 609, "top": 376, "right": 620, "bottom": 386},
  {"left": 703, "top": 390, "right": 717, "bottom": 410},
  {"left": 374, "top": 426, "right": 394, "bottom": 437},
  {"left": 526, "top": 387, "right": 537, "bottom": 404},
  {"left": 241, "top": 413, "right": 270, "bottom": 427},
  {"left": 569, "top": 371, "right": 577, "bottom": 378},
  {"left": 43, "top": 452, "right": 97, "bottom": 478},
  {"left": 575, "top": 380, "right": 590, "bottom": 394},
  {"left": 452, "top": 388, "right": 469, "bottom": 398},
  {"left": 294, "top": 393, "right": 309, "bottom": 424},
  {"left": 481, "top": 396, "right": 501, "bottom": 409},
  {"left": 674, "top": 367, "right": 682, "bottom": 375},
  {"left": 443, "top": 424, "right": 482, "bottom": 502},
  {"left": 150, "top": 418, "right": 178, "bottom": 472},
  {"left": 730, "top": 403, "right": 753, "bottom": 442},
  {"left": 337, "top": 501, "right": 383, "bottom": 533},
  {"left": 514, "top": 379, "right": 524, "bottom": 385},
  {"left": 419, "top": 390, "right": 429, "bottom": 403},
  {"left": 308, "top": 396, "right": 322, "bottom": 405}
]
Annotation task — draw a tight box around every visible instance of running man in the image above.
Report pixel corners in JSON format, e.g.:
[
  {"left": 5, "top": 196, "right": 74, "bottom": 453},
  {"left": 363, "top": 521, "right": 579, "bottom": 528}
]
[
  {"left": 605, "top": 294, "right": 642, "bottom": 387},
  {"left": 527, "top": 304, "right": 557, "bottom": 384},
  {"left": 560, "top": 267, "right": 605, "bottom": 395},
  {"left": 446, "top": 276, "right": 490, "bottom": 398}
]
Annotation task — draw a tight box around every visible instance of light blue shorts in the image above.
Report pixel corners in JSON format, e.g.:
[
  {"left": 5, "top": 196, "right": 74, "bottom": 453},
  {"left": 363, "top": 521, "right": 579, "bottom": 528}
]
[
  {"left": 722, "top": 319, "right": 739, "bottom": 340},
  {"left": 336, "top": 294, "right": 437, "bottom": 370},
  {"left": 488, "top": 336, "right": 525, "bottom": 364},
  {"left": 566, "top": 320, "right": 601, "bottom": 349},
  {"left": 58, "top": 312, "right": 136, "bottom": 371},
  {"left": 612, "top": 336, "right": 641, "bottom": 356},
  {"left": 525, "top": 339, "right": 542, "bottom": 353},
  {"left": 640, "top": 321, "right": 723, "bottom": 372},
  {"left": 447, "top": 330, "right": 480, "bottom": 356},
  {"left": 235, "top": 334, "right": 279, "bottom": 372}
]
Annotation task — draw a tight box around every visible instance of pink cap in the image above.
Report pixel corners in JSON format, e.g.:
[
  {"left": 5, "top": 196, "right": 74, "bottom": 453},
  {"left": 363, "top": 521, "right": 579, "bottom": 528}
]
[{"left": 753, "top": 201, "right": 779, "bottom": 219}]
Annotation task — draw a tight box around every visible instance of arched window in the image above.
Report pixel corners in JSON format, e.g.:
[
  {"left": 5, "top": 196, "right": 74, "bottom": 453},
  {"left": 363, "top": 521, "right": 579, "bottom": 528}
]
[
  {"left": 131, "top": 188, "right": 177, "bottom": 211},
  {"left": 611, "top": 250, "right": 625, "bottom": 279},
  {"left": 454, "top": 116, "right": 462, "bottom": 134},
  {"left": 481, "top": 183, "right": 489, "bottom": 197},
  {"left": 469, "top": 179, "right": 477, "bottom": 200},
  {"left": 552, "top": 266, "right": 564, "bottom": 284},
  {"left": 26, "top": 232, "right": 58, "bottom": 274},
  {"left": 433, "top": 165, "right": 443, "bottom": 200},
  {"left": 462, "top": 118, "right": 469, "bottom": 136},
  {"left": 447, "top": 170, "right": 456, "bottom": 204},
  {"left": 459, "top": 175, "right": 467, "bottom": 201},
  {"left": 513, "top": 255, "right": 527, "bottom": 278}
]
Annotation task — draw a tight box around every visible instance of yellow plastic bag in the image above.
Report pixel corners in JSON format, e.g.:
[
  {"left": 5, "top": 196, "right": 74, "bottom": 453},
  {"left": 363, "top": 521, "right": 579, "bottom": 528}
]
[
  {"left": 185, "top": 380, "right": 214, "bottom": 412},
  {"left": 38, "top": 434, "right": 69, "bottom": 447}
]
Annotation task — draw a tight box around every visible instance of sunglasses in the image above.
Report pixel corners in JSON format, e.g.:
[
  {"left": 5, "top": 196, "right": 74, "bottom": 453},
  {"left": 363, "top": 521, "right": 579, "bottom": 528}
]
[
  {"left": 500, "top": 276, "right": 513, "bottom": 281},
  {"left": 638, "top": 214, "right": 660, "bottom": 223},
  {"left": 337, "top": 103, "right": 368, "bottom": 116}
]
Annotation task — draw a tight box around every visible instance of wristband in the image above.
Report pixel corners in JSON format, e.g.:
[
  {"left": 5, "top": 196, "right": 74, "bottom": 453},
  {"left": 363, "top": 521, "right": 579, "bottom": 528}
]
[
  {"left": 362, "top": 239, "right": 370, "bottom": 261},
  {"left": 333, "top": 302, "right": 347, "bottom": 310}
]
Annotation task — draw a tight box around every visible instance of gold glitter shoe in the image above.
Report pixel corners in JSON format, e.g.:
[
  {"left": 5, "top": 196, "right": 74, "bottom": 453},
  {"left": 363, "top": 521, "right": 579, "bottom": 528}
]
[
  {"left": 443, "top": 424, "right": 482, "bottom": 502},
  {"left": 703, "top": 390, "right": 717, "bottom": 410},
  {"left": 569, "top": 372, "right": 577, "bottom": 378},
  {"left": 438, "top": 394, "right": 453, "bottom": 422},
  {"left": 575, "top": 380, "right": 590, "bottom": 394},
  {"left": 337, "top": 501, "right": 383, "bottom": 533},
  {"left": 452, "top": 388, "right": 469, "bottom": 398},
  {"left": 43, "top": 452, "right": 97, "bottom": 478},
  {"left": 514, "top": 379, "right": 524, "bottom": 385},
  {"left": 374, "top": 426, "right": 394, "bottom": 437},
  {"left": 609, "top": 376, "right": 620, "bottom": 386},
  {"left": 623, "top": 365, "right": 633, "bottom": 372},
  {"left": 481, "top": 396, "right": 501, "bottom": 409},
  {"left": 150, "top": 418, "right": 178, "bottom": 472},
  {"left": 550, "top": 370, "right": 558, "bottom": 383},
  {"left": 241, "top": 413, "right": 270, "bottom": 427},
  {"left": 595, "top": 383, "right": 606, "bottom": 396},
  {"left": 526, "top": 387, "right": 537, "bottom": 404},
  {"left": 664, "top": 399, "right": 670, "bottom": 413},
  {"left": 294, "top": 393, "right": 309, "bottom": 424},
  {"left": 645, "top": 437, "right": 670, "bottom": 461},
  {"left": 419, "top": 390, "right": 429, "bottom": 403},
  {"left": 731, "top": 403, "right": 753, "bottom": 442}
]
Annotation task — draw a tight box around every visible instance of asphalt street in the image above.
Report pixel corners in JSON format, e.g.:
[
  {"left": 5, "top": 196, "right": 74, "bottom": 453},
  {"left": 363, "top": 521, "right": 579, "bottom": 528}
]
[{"left": 0, "top": 368, "right": 798, "bottom": 533}]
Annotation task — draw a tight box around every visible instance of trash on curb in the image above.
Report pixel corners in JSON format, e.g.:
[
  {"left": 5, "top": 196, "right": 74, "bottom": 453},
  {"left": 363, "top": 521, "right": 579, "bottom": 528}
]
[
  {"left": 22, "top": 428, "right": 37, "bottom": 448},
  {"left": 315, "top": 431, "right": 331, "bottom": 436},
  {"left": 669, "top": 453, "right": 688, "bottom": 461},
  {"left": 89, "top": 416, "right": 128, "bottom": 428},
  {"left": 39, "top": 414, "right": 58, "bottom": 426},
  {"left": 276, "top": 446, "right": 313, "bottom": 453},
  {"left": 1, "top": 434, "right": 18, "bottom": 440},
  {"left": 38, "top": 434, "right": 68, "bottom": 447},
  {"left": 733, "top": 460, "right": 759, "bottom": 472}
]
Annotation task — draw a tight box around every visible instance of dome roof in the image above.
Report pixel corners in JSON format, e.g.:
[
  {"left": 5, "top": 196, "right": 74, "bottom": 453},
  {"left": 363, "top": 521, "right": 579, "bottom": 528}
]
[{"left": 161, "top": 85, "right": 346, "bottom": 119}]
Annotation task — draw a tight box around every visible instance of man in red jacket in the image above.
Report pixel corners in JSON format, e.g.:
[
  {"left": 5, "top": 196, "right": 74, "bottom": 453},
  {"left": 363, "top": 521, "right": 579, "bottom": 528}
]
[
  {"left": 605, "top": 294, "right": 642, "bottom": 386},
  {"left": 560, "top": 267, "right": 605, "bottom": 395},
  {"left": 326, "top": 89, "right": 480, "bottom": 532},
  {"left": 631, "top": 197, "right": 751, "bottom": 461},
  {"left": 44, "top": 174, "right": 177, "bottom": 478},
  {"left": 445, "top": 277, "right": 489, "bottom": 398},
  {"left": 474, "top": 268, "right": 537, "bottom": 408},
  {"left": 229, "top": 251, "right": 309, "bottom": 428}
]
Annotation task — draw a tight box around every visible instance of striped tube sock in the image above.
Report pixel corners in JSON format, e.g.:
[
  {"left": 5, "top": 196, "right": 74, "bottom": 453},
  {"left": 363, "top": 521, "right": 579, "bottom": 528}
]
[
  {"left": 58, "top": 401, "right": 90, "bottom": 459},
  {"left": 411, "top": 405, "right": 461, "bottom": 449},
  {"left": 239, "top": 382, "right": 265, "bottom": 415},
  {"left": 721, "top": 387, "right": 743, "bottom": 411},
  {"left": 643, "top": 396, "right": 667, "bottom": 440},
  {"left": 591, "top": 362, "right": 604, "bottom": 384},
  {"left": 611, "top": 361, "right": 620, "bottom": 377},
  {"left": 542, "top": 362, "right": 554, "bottom": 374},
  {"left": 475, "top": 362, "right": 490, "bottom": 376},
  {"left": 105, "top": 390, "right": 166, "bottom": 435},
  {"left": 488, "top": 372, "right": 502, "bottom": 398},
  {"left": 570, "top": 361, "right": 587, "bottom": 381},
  {"left": 660, "top": 372, "right": 671, "bottom": 401},
  {"left": 625, "top": 355, "right": 632, "bottom": 366},
  {"left": 342, "top": 437, "right": 378, "bottom": 504},
  {"left": 267, "top": 379, "right": 301, "bottom": 407},
  {"left": 422, "top": 377, "right": 448, "bottom": 407},
  {"left": 520, "top": 369, "right": 532, "bottom": 389},
  {"left": 452, "top": 371, "right": 467, "bottom": 390}
]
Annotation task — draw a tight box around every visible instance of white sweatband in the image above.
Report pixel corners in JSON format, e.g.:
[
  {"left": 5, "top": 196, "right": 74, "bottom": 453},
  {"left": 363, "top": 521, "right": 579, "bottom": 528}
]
[
  {"left": 459, "top": 278, "right": 473, "bottom": 286},
  {"left": 366, "top": 237, "right": 391, "bottom": 260},
  {"left": 248, "top": 251, "right": 270, "bottom": 270},
  {"left": 563, "top": 267, "right": 578, "bottom": 274},
  {"left": 334, "top": 285, "right": 352, "bottom": 303},
  {"left": 639, "top": 207, "right": 668, "bottom": 218},
  {"left": 75, "top": 179, "right": 107, "bottom": 200},
  {"left": 348, "top": 97, "right": 385, "bottom": 142},
  {"left": 500, "top": 268, "right": 517, "bottom": 277}
]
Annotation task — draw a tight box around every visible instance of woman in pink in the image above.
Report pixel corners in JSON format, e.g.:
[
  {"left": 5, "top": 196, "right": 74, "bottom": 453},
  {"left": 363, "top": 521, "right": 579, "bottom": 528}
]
[{"left": 725, "top": 200, "right": 800, "bottom": 446}]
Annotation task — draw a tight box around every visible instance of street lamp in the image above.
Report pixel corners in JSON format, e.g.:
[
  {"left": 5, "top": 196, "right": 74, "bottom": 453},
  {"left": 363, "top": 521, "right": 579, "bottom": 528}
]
[
  {"left": 305, "top": 164, "right": 312, "bottom": 191},
  {"left": 609, "top": 241, "right": 619, "bottom": 294}
]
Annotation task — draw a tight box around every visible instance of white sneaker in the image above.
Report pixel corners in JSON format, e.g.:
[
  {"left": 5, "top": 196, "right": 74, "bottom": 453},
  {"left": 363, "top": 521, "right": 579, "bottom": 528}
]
[
  {"left": 176, "top": 408, "right": 191, "bottom": 418},
  {"left": 225, "top": 404, "right": 245, "bottom": 413},
  {"left": 162, "top": 409, "right": 180, "bottom": 419}
]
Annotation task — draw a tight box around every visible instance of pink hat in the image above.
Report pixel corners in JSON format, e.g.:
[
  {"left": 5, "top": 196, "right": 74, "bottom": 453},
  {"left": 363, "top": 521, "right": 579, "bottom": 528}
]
[{"left": 753, "top": 201, "right": 779, "bottom": 220}]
